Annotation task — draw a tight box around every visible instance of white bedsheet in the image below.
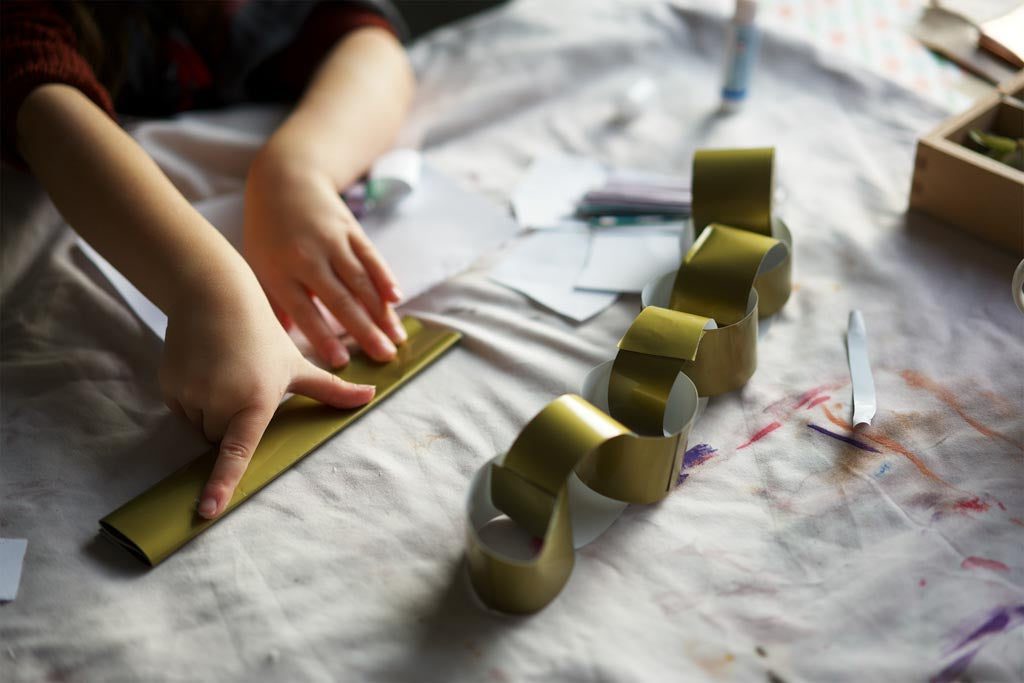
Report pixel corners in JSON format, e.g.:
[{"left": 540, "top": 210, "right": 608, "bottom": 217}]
[{"left": 2, "top": 1, "right": 1022, "bottom": 681}]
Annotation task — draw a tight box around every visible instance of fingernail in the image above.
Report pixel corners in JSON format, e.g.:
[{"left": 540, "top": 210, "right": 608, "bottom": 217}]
[
  {"left": 198, "top": 496, "right": 218, "bottom": 518},
  {"left": 390, "top": 286, "right": 403, "bottom": 303},
  {"left": 392, "top": 322, "right": 408, "bottom": 343},
  {"left": 380, "top": 338, "right": 397, "bottom": 357}
]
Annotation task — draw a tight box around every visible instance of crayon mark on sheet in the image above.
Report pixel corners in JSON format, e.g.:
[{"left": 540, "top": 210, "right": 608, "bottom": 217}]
[
  {"left": 807, "top": 424, "right": 881, "bottom": 452},
  {"left": 961, "top": 556, "right": 1009, "bottom": 572},
  {"left": 737, "top": 422, "right": 782, "bottom": 450},
  {"left": 821, "top": 405, "right": 948, "bottom": 485},
  {"left": 901, "top": 370, "right": 1022, "bottom": 450}
]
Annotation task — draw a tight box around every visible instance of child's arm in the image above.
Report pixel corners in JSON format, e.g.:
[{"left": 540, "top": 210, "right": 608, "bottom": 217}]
[
  {"left": 17, "top": 83, "right": 375, "bottom": 519},
  {"left": 245, "top": 26, "right": 415, "bottom": 367}
]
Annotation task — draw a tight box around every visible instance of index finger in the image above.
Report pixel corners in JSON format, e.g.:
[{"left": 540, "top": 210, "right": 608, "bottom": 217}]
[
  {"left": 349, "top": 230, "right": 402, "bottom": 303},
  {"left": 197, "top": 403, "right": 276, "bottom": 519}
]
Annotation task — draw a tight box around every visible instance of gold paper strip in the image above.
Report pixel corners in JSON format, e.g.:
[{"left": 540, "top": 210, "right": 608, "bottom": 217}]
[
  {"left": 691, "top": 147, "right": 775, "bottom": 235},
  {"left": 465, "top": 147, "right": 796, "bottom": 614},
  {"left": 100, "top": 317, "right": 460, "bottom": 566}
]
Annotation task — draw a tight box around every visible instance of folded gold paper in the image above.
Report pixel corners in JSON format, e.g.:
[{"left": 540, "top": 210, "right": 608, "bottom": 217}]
[
  {"left": 100, "top": 317, "right": 460, "bottom": 566},
  {"left": 465, "top": 147, "right": 795, "bottom": 614}
]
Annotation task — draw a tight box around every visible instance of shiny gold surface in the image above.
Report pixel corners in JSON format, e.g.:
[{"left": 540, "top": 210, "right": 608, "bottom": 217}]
[
  {"left": 691, "top": 147, "right": 775, "bottom": 234},
  {"left": 465, "top": 147, "right": 797, "bottom": 614},
  {"left": 100, "top": 317, "right": 461, "bottom": 566}
]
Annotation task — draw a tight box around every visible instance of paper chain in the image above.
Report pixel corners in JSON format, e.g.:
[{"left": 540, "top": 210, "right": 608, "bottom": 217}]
[{"left": 465, "top": 148, "right": 794, "bottom": 614}]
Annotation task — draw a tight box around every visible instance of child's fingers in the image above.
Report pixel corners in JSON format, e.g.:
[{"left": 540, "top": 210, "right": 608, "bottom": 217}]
[
  {"left": 330, "top": 250, "right": 406, "bottom": 345},
  {"left": 268, "top": 293, "right": 293, "bottom": 331},
  {"left": 309, "top": 272, "right": 396, "bottom": 363},
  {"left": 349, "top": 230, "right": 401, "bottom": 303},
  {"left": 197, "top": 403, "right": 276, "bottom": 519},
  {"left": 280, "top": 283, "right": 348, "bottom": 368},
  {"left": 289, "top": 362, "right": 375, "bottom": 408}
]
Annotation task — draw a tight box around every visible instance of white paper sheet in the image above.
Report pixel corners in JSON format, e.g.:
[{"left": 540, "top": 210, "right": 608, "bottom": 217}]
[
  {"left": 489, "top": 230, "right": 617, "bottom": 322},
  {"left": 510, "top": 155, "right": 607, "bottom": 229},
  {"left": 576, "top": 226, "right": 684, "bottom": 293},
  {"left": 0, "top": 538, "right": 28, "bottom": 602},
  {"left": 78, "top": 163, "right": 518, "bottom": 340}
]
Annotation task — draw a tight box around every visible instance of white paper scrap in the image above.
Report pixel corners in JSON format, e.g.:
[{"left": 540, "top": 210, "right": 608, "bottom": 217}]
[
  {"left": 510, "top": 155, "right": 607, "bottom": 229},
  {"left": 847, "top": 309, "right": 877, "bottom": 426},
  {"left": 575, "top": 226, "right": 684, "bottom": 294},
  {"left": 489, "top": 230, "right": 617, "bottom": 322},
  {"left": 0, "top": 538, "right": 28, "bottom": 602}
]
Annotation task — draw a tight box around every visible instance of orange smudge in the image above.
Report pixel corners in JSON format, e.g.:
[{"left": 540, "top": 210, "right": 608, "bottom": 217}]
[
  {"left": 821, "top": 406, "right": 948, "bottom": 485},
  {"left": 901, "top": 370, "right": 1023, "bottom": 450}
]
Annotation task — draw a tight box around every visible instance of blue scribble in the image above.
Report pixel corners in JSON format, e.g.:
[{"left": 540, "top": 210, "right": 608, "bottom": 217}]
[
  {"left": 683, "top": 443, "right": 718, "bottom": 468},
  {"left": 874, "top": 462, "right": 892, "bottom": 477}
]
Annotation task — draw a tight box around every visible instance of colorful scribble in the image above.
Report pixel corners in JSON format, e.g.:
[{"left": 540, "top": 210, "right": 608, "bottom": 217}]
[
  {"left": 821, "top": 405, "right": 948, "bottom": 485},
  {"left": 677, "top": 443, "right": 719, "bottom": 485},
  {"left": 762, "top": 380, "right": 848, "bottom": 421},
  {"left": 874, "top": 462, "right": 892, "bottom": 477},
  {"left": 684, "top": 443, "right": 718, "bottom": 468},
  {"left": 961, "top": 556, "right": 1009, "bottom": 572},
  {"left": 806, "top": 395, "right": 830, "bottom": 410},
  {"left": 737, "top": 422, "right": 782, "bottom": 450},
  {"left": 950, "top": 606, "right": 1024, "bottom": 653},
  {"left": 901, "top": 370, "right": 1023, "bottom": 450},
  {"left": 807, "top": 424, "right": 881, "bottom": 453},
  {"left": 953, "top": 497, "right": 990, "bottom": 514},
  {"left": 931, "top": 651, "right": 975, "bottom": 683},
  {"left": 931, "top": 604, "right": 1024, "bottom": 683}
]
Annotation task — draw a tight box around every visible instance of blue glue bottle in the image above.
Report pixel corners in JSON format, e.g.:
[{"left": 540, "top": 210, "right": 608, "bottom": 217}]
[{"left": 721, "top": 0, "right": 759, "bottom": 111}]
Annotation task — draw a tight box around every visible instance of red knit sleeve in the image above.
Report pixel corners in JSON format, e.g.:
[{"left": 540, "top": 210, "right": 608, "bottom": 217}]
[
  {"left": 246, "top": 1, "right": 398, "bottom": 103},
  {"left": 1, "top": 0, "right": 116, "bottom": 168}
]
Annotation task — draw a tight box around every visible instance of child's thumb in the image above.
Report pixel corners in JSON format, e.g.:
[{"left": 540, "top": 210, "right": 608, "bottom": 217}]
[{"left": 290, "top": 363, "right": 375, "bottom": 409}]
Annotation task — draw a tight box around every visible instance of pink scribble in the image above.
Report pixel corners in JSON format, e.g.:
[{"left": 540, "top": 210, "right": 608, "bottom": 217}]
[
  {"left": 919, "top": 579, "right": 927, "bottom": 587},
  {"left": 793, "top": 385, "right": 831, "bottom": 409},
  {"left": 806, "top": 395, "right": 830, "bottom": 409},
  {"left": 738, "top": 422, "right": 782, "bottom": 450},
  {"left": 961, "top": 557, "right": 1009, "bottom": 572},
  {"left": 953, "top": 498, "right": 990, "bottom": 514}
]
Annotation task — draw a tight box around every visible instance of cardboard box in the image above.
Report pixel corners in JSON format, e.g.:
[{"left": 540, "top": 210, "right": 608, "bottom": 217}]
[{"left": 910, "top": 71, "right": 1024, "bottom": 255}]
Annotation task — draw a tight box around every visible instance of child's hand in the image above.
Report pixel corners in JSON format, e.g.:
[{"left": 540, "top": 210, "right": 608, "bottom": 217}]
[
  {"left": 160, "top": 266, "right": 375, "bottom": 519},
  {"left": 244, "top": 152, "right": 406, "bottom": 367}
]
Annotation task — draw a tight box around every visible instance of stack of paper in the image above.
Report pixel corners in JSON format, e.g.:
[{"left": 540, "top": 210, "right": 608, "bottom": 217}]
[{"left": 493, "top": 154, "right": 689, "bottom": 322}]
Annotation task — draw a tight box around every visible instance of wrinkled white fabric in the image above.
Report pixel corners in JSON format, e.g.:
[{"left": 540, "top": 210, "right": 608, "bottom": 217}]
[{"left": 2, "top": 2, "right": 1022, "bottom": 682}]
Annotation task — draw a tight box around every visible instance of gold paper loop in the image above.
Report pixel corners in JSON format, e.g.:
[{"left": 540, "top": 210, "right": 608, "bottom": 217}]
[
  {"left": 467, "top": 377, "right": 700, "bottom": 614},
  {"left": 691, "top": 147, "right": 774, "bottom": 235},
  {"left": 465, "top": 147, "right": 796, "bottom": 614}
]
